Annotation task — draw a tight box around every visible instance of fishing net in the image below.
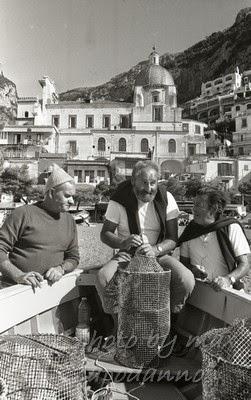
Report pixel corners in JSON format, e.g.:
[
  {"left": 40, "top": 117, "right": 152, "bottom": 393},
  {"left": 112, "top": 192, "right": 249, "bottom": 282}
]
[
  {"left": 198, "top": 318, "right": 251, "bottom": 400},
  {"left": 115, "top": 254, "right": 171, "bottom": 369},
  {"left": 0, "top": 334, "right": 86, "bottom": 400}
]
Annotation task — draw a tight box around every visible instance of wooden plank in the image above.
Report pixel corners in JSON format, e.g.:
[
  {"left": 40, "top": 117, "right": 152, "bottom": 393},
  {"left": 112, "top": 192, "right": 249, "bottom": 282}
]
[
  {"left": 37, "top": 309, "right": 57, "bottom": 334},
  {"left": 0, "top": 270, "right": 81, "bottom": 333},
  {"left": 124, "top": 383, "right": 187, "bottom": 400},
  {"left": 188, "top": 280, "right": 251, "bottom": 324},
  {"left": 30, "top": 316, "right": 39, "bottom": 334},
  {"left": 77, "top": 272, "right": 97, "bottom": 286},
  {"left": 85, "top": 354, "right": 200, "bottom": 378},
  {"left": 14, "top": 319, "right": 33, "bottom": 335}
]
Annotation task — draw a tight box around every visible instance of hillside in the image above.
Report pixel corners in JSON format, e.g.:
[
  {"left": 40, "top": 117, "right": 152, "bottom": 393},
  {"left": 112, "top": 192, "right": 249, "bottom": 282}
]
[
  {"left": 0, "top": 74, "right": 17, "bottom": 128},
  {"left": 60, "top": 7, "right": 251, "bottom": 105}
]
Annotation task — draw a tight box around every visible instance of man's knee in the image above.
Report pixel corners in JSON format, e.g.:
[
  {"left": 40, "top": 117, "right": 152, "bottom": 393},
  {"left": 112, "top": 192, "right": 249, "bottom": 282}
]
[
  {"left": 159, "top": 255, "right": 195, "bottom": 295},
  {"left": 174, "top": 260, "right": 195, "bottom": 296},
  {"left": 97, "top": 267, "right": 107, "bottom": 288},
  {"left": 97, "top": 262, "right": 118, "bottom": 288},
  {"left": 181, "top": 268, "right": 195, "bottom": 296}
]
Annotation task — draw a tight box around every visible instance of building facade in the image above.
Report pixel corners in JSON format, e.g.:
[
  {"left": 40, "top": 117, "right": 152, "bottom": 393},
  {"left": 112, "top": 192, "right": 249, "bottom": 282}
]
[
  {"left": 186, "top": 156, "right": 251, "bottom": 190},
  {"left": 182, "top": 68, "right": 251, "bottom": 126},
  {"left": 1, "top": 50, "right": 207, "bottom": 183},
  {"left": 232, "top": 112, "right": 251, "bottom": 156}
]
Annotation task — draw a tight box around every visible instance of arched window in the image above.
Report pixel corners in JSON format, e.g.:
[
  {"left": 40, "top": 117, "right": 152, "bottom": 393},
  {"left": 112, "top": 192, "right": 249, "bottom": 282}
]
[
  {"left": 141, "top": 138, "right": 149, "bottom": 153},
  {"left": 98, "top": 137, "right": 106, "bottom": 151},
  {"left": 168, "top": 139, "right": 176, "bottom": 153},
  {"left": 152, "top": 91, "right": 159, "bottom": 103},
  {"left": 119, "top": 138, "right": 126, "bottom": 152}
]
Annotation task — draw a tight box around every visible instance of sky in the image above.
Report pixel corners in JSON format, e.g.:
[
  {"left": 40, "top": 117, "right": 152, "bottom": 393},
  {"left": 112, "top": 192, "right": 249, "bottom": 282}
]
[{"left": 1, "top": 0, "right": 251, "bottom": 97}]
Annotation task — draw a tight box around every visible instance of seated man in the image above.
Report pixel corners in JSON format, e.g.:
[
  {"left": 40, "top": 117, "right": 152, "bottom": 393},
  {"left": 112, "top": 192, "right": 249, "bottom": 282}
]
[
  {"left": 0, "top": 164, "right": 80, "bottom": 289},
  {"left": 178, "top": 187, "right": 250, "bottom": 290},
  {"left": 97, "top": 160, "right": 195, "bottom": 327}
]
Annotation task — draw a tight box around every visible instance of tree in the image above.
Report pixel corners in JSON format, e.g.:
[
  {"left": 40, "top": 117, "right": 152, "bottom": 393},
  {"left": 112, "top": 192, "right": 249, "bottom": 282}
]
[
  {"left": 184, "top": 177, "right": 231, "bottom": 201},
  {"left": 159, "top": 178, "right": 186, "bottom": 201},
  {"left": 94, "top": 180, "right": 118, "bottom": 201},
  {"left": 184, "top": 178, "right": 203, "bottom": 199},
  {"left": 28, "top": 185, "right": 45, "bottom": 203},
  {"left": 94, "top": 181, "right": 110, "bottom": 200},
  {"left": 74, "top": 184, "right": 97, "bottom": 210},
  {"left": 0, "top": 165, "right": 35, "bottom": 203},
  {"left": 238, "top": 181, "right": 251, "bottom": 205},
  {"left": 238, "top": 181, "right": 251, "bottom": 196}
]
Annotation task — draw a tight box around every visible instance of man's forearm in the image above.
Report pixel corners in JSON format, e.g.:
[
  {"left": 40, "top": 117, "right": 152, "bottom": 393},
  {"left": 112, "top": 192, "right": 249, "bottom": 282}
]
[
  {"left": 0, "top": 259, "right": 24, "bottom": 282},
  {"left": 155, "top": 239, "right": 177, "bottom": 256},
  {"left": 228, "top": 261, "right": 250, "bottom": 281},
  {"left": 100, "top": 231, "right": 124, "bottom": 249},
  {"left": 61, "top": 259, "right": 78, "bottom": 274}
]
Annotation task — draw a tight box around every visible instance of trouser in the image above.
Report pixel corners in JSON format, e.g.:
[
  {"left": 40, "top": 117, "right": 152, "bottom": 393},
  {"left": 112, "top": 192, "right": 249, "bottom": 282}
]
[{"left": 96, "top": 252, "right": 195, "bottom": 315}]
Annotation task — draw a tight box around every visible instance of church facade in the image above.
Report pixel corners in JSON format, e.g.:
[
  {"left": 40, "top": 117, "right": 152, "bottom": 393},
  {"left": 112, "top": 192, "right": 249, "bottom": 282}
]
[{"left": 2, "top": 49, "right": 207, "bottom": 183}]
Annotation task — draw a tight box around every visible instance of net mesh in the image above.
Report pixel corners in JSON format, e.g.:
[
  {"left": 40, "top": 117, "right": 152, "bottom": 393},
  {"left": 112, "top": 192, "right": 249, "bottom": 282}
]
[
  {"left": 198, "top": 318, "right": 251, "bottom": 400},
  {"left": 115, "top": 254, "right": 171, "bottom": 369},
  {"left": 0, "top": 334, "right": 86, "bottom": 400}
]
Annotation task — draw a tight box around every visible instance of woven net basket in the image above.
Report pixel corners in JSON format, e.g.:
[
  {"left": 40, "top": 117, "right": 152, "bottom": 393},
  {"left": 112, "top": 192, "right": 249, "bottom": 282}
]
[
  {"left": 0, "top": 334, "right": 86, "bottom": 400},
  {"left": 198, "top": 318, "right": 251, "bottom": 400},
  {"left": 115, "top": 254, "right": 171, "bottom": 369}
]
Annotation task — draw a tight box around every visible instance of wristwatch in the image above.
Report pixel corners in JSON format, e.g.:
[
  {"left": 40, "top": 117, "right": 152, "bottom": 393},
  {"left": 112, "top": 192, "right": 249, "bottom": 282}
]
[
  {"left": 229, "top": 276, "right": 236, "bottom": 286},
  {"left": 156, "top": 244, "right": 163, "bottom": 255}
]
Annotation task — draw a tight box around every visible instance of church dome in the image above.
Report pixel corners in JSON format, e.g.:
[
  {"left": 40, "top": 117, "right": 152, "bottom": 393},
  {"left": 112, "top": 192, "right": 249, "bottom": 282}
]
[{"left": 135, "top": 48, "right": 174, "bottom": 87}]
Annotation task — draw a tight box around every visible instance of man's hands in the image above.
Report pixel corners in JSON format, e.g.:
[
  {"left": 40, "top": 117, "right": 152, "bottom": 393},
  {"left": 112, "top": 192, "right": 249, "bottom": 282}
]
[
  {"left": 136, "top": 243, "right": 156, "bottom": 257},
  {"left": 211, "top": 276, "right": 232, "bottom": 291},
  {"left": 189, "top": 265, "right": 232, "bottom": 290},
  {"left": 45, "top": 266, "right": 64, "bottom": 284},
  {"left": 15, "top": 271, "right": 43, "bottom": 289},
  {"left": 14, "top": 265, "right": 65, "bottom": 290},
  {"left": 190, "top": 264, "right": 208, "bottom": 280},
  {"left": 121, "top": 234, "right": 143, "bottom": 251},
  {"left": 121, "top": 235, "right": 157, "bottom": 257}
]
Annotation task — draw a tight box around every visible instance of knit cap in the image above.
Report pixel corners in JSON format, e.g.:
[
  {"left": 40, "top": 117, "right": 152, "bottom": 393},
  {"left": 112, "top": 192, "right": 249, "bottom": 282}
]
[{"left": 45, "top": 164, "right": 74, "bottom": 192}]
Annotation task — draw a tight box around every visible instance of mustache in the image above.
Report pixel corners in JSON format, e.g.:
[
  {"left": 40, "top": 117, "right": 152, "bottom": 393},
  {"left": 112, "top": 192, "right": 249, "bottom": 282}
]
[{"left": 139, "top": 190, "right": 155, "bottom": 195}]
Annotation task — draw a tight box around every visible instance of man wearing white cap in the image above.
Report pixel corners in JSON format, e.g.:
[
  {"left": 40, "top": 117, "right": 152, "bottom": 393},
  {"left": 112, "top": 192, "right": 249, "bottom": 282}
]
[{"left": 0, "top": 164, "right": 79, "bottom": 289}]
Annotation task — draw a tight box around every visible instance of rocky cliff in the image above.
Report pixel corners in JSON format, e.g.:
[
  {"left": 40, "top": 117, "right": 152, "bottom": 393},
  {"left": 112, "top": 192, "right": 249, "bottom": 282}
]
[
  {"left": 0, "top": 74, "right": 17, "bottom": 128},
  {"left": 60, "top": 7, "right": 251, "bottom": 105}
]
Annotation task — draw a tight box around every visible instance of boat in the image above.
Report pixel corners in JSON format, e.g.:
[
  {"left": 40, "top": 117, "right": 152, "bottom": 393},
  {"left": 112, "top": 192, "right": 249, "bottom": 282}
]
[
  {"left": 0, "top": 265, "right": 250, "bottom": 399},
  {"left": 69, "top": 207, "right": 91, "bottom": 225}
]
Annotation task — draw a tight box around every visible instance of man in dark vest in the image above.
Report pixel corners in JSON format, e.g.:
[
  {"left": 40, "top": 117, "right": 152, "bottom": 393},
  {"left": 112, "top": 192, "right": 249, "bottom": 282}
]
[
  {"left": 179, "top": 187, "right": 250, "bottom": 290},
  {"left": 97, "top": 160, "right": 195, "bottom": 321}
]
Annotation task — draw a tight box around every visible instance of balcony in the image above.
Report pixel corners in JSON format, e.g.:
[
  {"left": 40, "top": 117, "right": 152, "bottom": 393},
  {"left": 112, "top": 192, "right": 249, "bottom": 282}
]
[
  {"left": 93, "top": 151, "right": 110, "bottom": 160},
  {"left": 220, "top": 97, "right": 234, "bottom": 105},
  {"left": 186, "top": 154, "right": 207, "bottom": 163},
  {"left": 0, "top": 144, "right": 42, "bottom": 159},
  {"left": 197, "top": 102, "right": 208, "bottom": 111},
  {"left": 186, "top": 135, "right": 205, "bottom": 143}
]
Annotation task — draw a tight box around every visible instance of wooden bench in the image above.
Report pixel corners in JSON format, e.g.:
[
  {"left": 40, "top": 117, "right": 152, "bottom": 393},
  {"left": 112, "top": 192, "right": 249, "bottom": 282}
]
[
  {"left": 0, "top": 270, "right": 82, "bottom": 335},
  {"left": 76, "top": 269, "right": 251, "bottom": 326}
]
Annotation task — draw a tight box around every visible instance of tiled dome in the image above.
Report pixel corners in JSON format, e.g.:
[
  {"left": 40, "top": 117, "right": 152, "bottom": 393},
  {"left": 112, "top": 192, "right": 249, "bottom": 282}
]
[{"left": 135, "top": 64, "right": 174, "bottom": 87}]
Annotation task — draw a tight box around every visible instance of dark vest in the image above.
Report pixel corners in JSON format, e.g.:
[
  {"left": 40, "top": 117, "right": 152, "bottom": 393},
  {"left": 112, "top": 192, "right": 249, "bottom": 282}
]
[
  {"left": 111, "top": 180, "right": 178, "bottom": 243},
  {"left": 178, "top": 217, "right": 248, "bottom": 274}
]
